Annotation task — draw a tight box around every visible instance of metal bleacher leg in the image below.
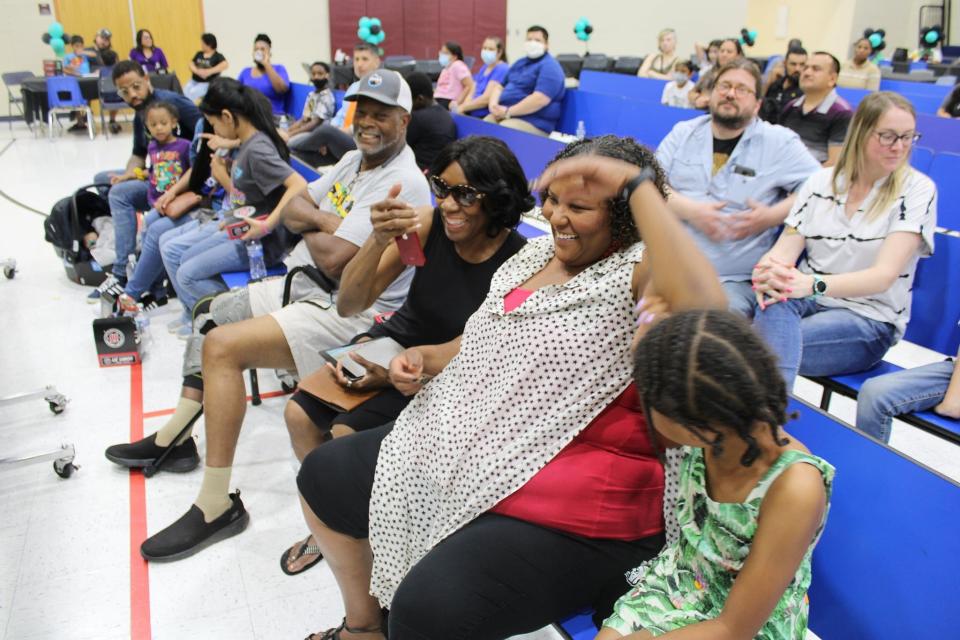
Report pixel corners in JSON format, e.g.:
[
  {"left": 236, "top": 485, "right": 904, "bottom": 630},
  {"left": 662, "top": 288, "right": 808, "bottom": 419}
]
[{"left": 249, "top": 369, "right": 261, "bottom": 406}]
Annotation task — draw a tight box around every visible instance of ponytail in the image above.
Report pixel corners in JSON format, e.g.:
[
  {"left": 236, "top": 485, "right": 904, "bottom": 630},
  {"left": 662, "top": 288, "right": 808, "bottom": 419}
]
[{"left": 200, "top": 77, "right": 290, "bottom": 161}]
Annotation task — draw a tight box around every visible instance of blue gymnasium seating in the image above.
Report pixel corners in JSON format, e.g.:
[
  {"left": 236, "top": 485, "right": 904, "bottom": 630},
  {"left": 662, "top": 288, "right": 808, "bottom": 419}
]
[
  {"left": 915, "top": 113, "right": 960, "bottom": 155},
  {"left": 577, "top": 70, "right": 667, "bottom": 102},
  {"left": 452, "top": 114, "right": 564, "bottom": 182},
  {"left": 927, "top": 153, "right": 960, "bottom": 231},
  {"left": 283, "top": 83, "right": 345, "bottom": 122},
  {"left": 557, "top": 398, "right": 960, "bottom": 640},
  {"left": 909, "top": 146, "right": 935, "bottom": 173}
]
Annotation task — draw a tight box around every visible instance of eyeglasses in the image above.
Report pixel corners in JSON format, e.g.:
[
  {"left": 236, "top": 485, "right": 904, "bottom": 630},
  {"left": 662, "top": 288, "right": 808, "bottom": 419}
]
[
  {"left": 116, "top": 82, "right": 145, "bottom": 98},
  {"left": 873, "top": 130, "right": 921, "bottom": 148},
  {"left": 715, "top": 81, "right": 756, "bottom": 98},
  {"left": 429, "top": 175, "right": 484, "bottom": 207}
]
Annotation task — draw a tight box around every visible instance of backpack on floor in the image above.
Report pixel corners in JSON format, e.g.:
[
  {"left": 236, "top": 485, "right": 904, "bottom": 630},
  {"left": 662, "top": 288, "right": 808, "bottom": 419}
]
[{"left": 43, "top": 183, "right": 113, "bottom": 286}]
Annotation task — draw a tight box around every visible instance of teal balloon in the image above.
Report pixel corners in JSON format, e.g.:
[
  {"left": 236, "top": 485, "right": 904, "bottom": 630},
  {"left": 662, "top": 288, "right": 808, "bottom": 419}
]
[
  {"left": 925, "top": 30, "right": 939, "bottom": 44},
  {"left": 749, "top": 30, "right": 758, "bottom": 41},
  {"left": 48, "top": 22, "right": 64, "bottom": 38},
  {"left": 370, "top": 17, "right": 381, "bottom": 27},
  {"left": 868, "top": 33, "right": 882, "bottom": 48},
  {"left": 50, "top": 37, "right": 65, "bottom": 55},
  {"left": 359, "top": 16, "right": 372, "bottom": 28},
  {"left": 576, "top": 18, "right": 587, "bottom": 30},
  {"left": 358, "top": 26, "right": 371, "bottom": 40},
  {"left": 376, "top": 30, "right": 386, "bottom": 44},
  {"left": 576, "top": 32, "right": 588, "bottom": 42}
]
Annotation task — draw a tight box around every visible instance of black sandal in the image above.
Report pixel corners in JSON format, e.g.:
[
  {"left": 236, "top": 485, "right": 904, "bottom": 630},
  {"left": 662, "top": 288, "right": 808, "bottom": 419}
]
[
  {"left": 305, "top": 617, "right": 383, "bottom": 640},
  {"left": 280, "top": 533, "right": 324, "bottom": 576}
]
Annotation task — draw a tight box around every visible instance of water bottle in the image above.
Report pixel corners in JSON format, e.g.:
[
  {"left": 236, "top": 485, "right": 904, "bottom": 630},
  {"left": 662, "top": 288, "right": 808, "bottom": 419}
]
[
  {"left": 279, "top": 115, "right": 289, "bottom": 131},
  {"left": 126, "top": 253, "right": 137, "bottom": 282},
  {"left": 575, "top": 120, "right": 586, "bottom": 141},
  {"left": 246, "top": 240, "right": 267, "bottom": 282},
  {"left": 134, "top": 310, "right": 152, "bottom": 356}
]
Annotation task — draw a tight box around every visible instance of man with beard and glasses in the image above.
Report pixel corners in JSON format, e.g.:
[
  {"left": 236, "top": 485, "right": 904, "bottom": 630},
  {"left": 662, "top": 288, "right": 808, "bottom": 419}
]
[
  {"left": 104, "top": 70, "right": 432, "bottom": 562},
  {"left": 91, "top": 60, "right": 202, "bottom": 290},
  {"left": 759, "top": 47, "right": 807, "bottom": 124},
  {"left": 655, "top": 59, "right": 820, "bottom": 317}
]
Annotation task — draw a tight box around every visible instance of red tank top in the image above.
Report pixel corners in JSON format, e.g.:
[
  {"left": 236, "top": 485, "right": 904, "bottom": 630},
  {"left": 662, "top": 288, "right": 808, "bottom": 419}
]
[{"left": 489, "top": 289, "right": 665, "bottom": 540}]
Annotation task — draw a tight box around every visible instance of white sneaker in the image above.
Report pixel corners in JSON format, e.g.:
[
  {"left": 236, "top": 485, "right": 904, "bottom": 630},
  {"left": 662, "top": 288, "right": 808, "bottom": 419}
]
[{"left": 88, "top": 274, "right": 125, "bottom": 304}]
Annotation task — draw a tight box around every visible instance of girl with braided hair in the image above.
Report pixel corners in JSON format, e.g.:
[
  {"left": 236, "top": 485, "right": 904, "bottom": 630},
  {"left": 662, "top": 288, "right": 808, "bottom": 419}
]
[{"left": 599, "top": 310, "right": 834, "bottom": 640}]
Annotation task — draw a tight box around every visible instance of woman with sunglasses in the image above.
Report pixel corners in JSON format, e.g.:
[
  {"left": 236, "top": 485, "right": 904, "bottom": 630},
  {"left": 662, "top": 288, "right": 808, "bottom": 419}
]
[
  {"left": 296, "top": 135, "right": 726, "bottom": 639},
  {"left": 279, "top": 135, "right": 530, "bottom": 576},
  {"left": 751, "top": 92, "right": 937, "bottom": 389}
]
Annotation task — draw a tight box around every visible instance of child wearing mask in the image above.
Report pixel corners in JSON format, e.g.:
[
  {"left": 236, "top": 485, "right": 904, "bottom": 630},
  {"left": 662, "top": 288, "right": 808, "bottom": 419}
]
[
  {"left": 282, "top": 61, "right": 336, "bottom": 145},
  {"left": 660, "top": 60, "right": 694, "bottom": 108}
]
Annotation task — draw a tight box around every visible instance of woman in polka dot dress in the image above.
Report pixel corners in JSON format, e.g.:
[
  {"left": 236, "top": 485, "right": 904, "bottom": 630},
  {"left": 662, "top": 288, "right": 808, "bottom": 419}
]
[{"left": 296, "top": 136, "right": 728, "bottom": 640}]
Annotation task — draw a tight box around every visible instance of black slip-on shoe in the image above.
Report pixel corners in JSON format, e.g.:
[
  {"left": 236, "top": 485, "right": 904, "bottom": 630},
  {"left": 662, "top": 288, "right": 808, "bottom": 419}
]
[
  {"left": 141, "top": 492, "right": 249, "bottom": 562},
  {"left": 104, "top": 433, "right": 200, "bottom": 473}
]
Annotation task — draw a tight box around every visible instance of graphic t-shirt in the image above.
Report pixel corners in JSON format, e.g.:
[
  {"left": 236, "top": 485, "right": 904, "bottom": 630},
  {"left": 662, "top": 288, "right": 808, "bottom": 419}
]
[
  {"left": 191, "top": 51, "right": 227, "bottom": 82},
  {"left": 146, "top": 137, "right": 192, "bottom": 205}
]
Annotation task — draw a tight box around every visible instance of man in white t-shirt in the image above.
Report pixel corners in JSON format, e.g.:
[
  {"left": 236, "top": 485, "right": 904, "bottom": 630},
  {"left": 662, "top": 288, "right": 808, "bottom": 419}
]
[{"left": 105, "top": 70, "right": 431, "bottom": 562}]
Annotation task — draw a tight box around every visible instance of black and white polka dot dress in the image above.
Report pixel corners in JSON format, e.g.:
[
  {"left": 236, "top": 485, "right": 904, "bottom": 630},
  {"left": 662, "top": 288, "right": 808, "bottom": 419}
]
[{"left": 368, "top": 236, "right": 674, "bottom": 606}]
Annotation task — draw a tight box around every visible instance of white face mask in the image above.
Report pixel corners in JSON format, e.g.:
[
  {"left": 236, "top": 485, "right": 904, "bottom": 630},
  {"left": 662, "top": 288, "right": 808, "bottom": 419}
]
[
  {"left": 480, "top": 49, "right": 498, "bottom": 65},
  {"left": 672, "top": 72, "right": 688, "bottom": 84},
  {"left": 524, "top": 40, "right": 546, "bottom": 59}
]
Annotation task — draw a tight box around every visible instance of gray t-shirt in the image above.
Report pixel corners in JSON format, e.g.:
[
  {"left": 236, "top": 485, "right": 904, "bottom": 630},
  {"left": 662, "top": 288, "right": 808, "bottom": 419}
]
[
  {"left": 285, "top": 145, "right": 431, "bottom": 312},
  {"left": 230, "top": 131, "right": 294, "bottom": 216}
]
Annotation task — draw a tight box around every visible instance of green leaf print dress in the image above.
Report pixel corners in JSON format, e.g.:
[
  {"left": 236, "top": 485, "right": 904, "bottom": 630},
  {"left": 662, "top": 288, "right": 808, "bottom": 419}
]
[{"left": 604, "top": 446, "right": 834, "bottom": 638}]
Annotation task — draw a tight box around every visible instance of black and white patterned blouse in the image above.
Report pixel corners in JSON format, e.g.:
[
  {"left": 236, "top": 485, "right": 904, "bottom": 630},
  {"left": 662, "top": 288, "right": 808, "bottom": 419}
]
[{"left": 368, "top": 235, "right": 680, "bottom": 605}]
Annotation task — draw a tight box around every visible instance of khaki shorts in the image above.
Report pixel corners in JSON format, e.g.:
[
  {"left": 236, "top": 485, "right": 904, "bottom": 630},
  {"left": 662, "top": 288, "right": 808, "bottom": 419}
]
[{"left": 271, "top": 300, "right": 378, "bottom": 379}]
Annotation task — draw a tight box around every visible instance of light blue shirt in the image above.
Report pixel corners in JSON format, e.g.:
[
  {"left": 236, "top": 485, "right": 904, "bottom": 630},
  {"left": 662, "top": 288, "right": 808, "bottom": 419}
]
[
  {"left": 331, "top": 81, "right": 359, "bottom": 128},
  {"left": 656, "top": 114, "right": 820, "bottom": 281}
]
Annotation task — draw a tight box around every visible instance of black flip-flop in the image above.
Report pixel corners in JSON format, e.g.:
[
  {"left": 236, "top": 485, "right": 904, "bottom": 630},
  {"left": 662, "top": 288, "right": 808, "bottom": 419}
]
[{"left": 280, "top": 534, "right": 324, "bottom": 576}]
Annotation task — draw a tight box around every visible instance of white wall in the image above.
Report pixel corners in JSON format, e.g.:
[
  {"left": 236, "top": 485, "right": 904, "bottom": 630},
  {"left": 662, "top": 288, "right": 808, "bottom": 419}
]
[
  {"left": 201, "top": 0, "right": 330, "bottom": 84},
  {"left": 0, "top": 1, "right": 64, "bottom": 97},
  {"left": 505, "top": 0, "right": 749, "bottom": 62}
]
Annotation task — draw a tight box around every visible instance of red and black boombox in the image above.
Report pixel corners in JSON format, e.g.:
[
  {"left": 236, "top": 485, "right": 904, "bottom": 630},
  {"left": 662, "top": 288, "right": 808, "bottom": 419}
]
[{"left": 92, "top": 316, "right": 143, "bottom": 367}]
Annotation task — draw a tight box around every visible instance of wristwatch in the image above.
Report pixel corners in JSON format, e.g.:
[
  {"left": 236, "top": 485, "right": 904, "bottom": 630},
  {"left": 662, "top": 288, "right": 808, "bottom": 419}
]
[
  {"left": 811, "top": 275, "right": 827, "bottom": 297},
  {"left": 621, "top": 166, "right": 657, "bottom": 202}
]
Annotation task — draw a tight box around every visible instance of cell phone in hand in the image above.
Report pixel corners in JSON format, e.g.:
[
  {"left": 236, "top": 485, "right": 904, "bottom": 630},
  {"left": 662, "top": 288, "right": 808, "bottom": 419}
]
[
  {"left": 224, "top": 206, "right": 256, "bottom": 240},
  {"left": 395, "top": 233, "right": 426, "bottom": 266}
]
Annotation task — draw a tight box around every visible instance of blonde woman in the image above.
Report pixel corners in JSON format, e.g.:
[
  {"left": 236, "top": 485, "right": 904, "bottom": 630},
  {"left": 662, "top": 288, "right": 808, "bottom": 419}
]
[
  {"left": 751, "top": 92, "right": 937, "bottom": 388},
  {"left": 638, "top": 29, "right": 679, "bottom": 79}
]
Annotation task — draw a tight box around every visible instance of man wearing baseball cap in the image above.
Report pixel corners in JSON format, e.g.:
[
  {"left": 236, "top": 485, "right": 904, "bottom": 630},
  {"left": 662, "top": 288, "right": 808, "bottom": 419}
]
[
  {"left": 84, "top": 28, "right": 121, "bottom": 133},
  {"left": 109, "top": 70, "right": 434, "bottom": 563}
]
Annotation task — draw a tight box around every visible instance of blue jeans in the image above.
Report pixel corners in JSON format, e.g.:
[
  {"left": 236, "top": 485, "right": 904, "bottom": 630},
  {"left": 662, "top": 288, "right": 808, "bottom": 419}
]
[
  {"left": 856, "top": 360, "right": 954, "bottom": 442},
  {"left": 124, "top": 209, "right": 192, "bottom": 299},
  {"left": 723, "top": 280, "right": 757, "bottom": 319},
  {"left": 752, "top": 298, "right": 897, "bottom": 389},
  {"left": 94, "top": 169, "right": 149, "bottom": 278},
  {"left": 159, "top": 220, "right": 247, "bottom": 314}
]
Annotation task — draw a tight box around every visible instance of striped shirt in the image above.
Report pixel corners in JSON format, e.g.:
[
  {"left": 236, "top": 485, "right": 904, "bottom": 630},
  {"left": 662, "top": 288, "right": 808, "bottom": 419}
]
[
  {"left": 780, "top": 90, "right": 853, "bottom": 163},
  {"left": 786, "top": 167, "right": 938, "bottom": 339}
]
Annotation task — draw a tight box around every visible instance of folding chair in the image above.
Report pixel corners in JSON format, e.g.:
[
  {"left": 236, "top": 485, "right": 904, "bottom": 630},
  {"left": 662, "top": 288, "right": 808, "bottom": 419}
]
[
  {"left": 45, "top": 75, "right": 94, "bottom": 140},
  {"left": 2, "top": 70, "right": 33, "bottom": 133},
  {"left": 98, "top": 67, "right": 131, "bottom": 137}
]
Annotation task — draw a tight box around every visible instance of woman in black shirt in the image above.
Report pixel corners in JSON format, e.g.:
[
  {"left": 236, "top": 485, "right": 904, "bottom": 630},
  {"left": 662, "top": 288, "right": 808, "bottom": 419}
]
[
  {"left": 280, "top": 136, "right": 533, "bottom": 575},
  {"left": 185, "top": 33, "right": 228, "bottom": 102}
]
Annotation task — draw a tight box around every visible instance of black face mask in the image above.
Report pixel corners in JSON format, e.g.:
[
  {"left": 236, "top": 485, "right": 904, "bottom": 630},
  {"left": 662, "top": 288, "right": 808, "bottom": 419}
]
[{"left": 311, "top": 78, "right": 328, "bottom": 91}]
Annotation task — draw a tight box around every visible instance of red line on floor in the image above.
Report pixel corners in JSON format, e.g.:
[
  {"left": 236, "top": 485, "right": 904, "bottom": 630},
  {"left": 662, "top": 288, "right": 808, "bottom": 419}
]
[
  {"left": 129, "top": 364, "right": 152, "bottom": 640},
  {"left": 143, "top": 389, "right": 291, "bottom": 420}
]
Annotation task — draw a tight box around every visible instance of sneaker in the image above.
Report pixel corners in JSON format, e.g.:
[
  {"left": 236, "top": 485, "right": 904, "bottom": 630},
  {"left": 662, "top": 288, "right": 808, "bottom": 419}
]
[
  {"left": 139, "top": 293, "right": 169, "bottom": 313},
  {"left": 140, "top": 492, "right": 249, "bottom": 562},
  {"left": 104, "top": 433, "right": 201, "bottom": 473},
  {"left": 176, "top": 324, "right": 193, "bottom": 340},
  {"left": 87, "top": 274, "right": 125, "bottom": 304},
  {"left": 68, "top": 121, "right": 87, "bottom": 132},
  {"left": 109, "top": 122, "right": 122, "bottom": 134}
]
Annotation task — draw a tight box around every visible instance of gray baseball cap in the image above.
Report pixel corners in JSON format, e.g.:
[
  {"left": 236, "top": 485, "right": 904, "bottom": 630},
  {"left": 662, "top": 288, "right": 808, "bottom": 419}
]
[
  {"left": 344, "top": 69, "right": 412, "bottom": 113},
  {"left": 96, "top": 28, "right": 112, "bottom": 39}
]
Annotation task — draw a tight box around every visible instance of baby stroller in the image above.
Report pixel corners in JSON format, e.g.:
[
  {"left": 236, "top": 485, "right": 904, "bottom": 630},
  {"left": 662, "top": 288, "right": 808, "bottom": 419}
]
[{"left": 43, "top": 183, "right": 113, "bottom": 286}]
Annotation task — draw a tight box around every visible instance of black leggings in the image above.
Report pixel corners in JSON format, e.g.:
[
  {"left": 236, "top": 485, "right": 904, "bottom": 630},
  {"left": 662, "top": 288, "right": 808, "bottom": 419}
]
[{"left": 297, "top": 425, "right": 664, "bottom": 639}]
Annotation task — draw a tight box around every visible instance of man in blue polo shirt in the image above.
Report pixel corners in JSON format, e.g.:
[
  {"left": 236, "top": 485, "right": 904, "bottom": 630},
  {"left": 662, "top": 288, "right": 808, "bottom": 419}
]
[
  {"left": 656, "top": 58, "right": 820, "bottom": 318},
  {"left": 91, "top": 60, "right": 202, "bottom": 294},
  {"left": 485, "top": 25, "right": 565, "bottom": 136}
]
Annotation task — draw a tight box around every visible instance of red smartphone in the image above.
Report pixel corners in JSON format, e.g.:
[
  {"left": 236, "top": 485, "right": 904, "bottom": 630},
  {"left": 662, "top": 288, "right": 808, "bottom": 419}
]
[
  {"left": 395, "top": 233, "right": 426, "bottom": 266},
  {"left": 224, "top": 206, "right": 257, "bottom": 240}
]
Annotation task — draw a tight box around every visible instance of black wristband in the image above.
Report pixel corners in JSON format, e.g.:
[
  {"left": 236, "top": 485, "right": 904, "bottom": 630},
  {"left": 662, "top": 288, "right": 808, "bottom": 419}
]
[{"left": 621, "top": 166, "right": 657, "bottom": 203}]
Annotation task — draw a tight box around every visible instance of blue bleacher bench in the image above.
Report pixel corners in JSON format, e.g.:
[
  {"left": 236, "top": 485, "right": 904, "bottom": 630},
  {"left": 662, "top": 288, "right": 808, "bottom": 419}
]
[{"left": 452, "top": 114, "right": 564, "bottom": 183}]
